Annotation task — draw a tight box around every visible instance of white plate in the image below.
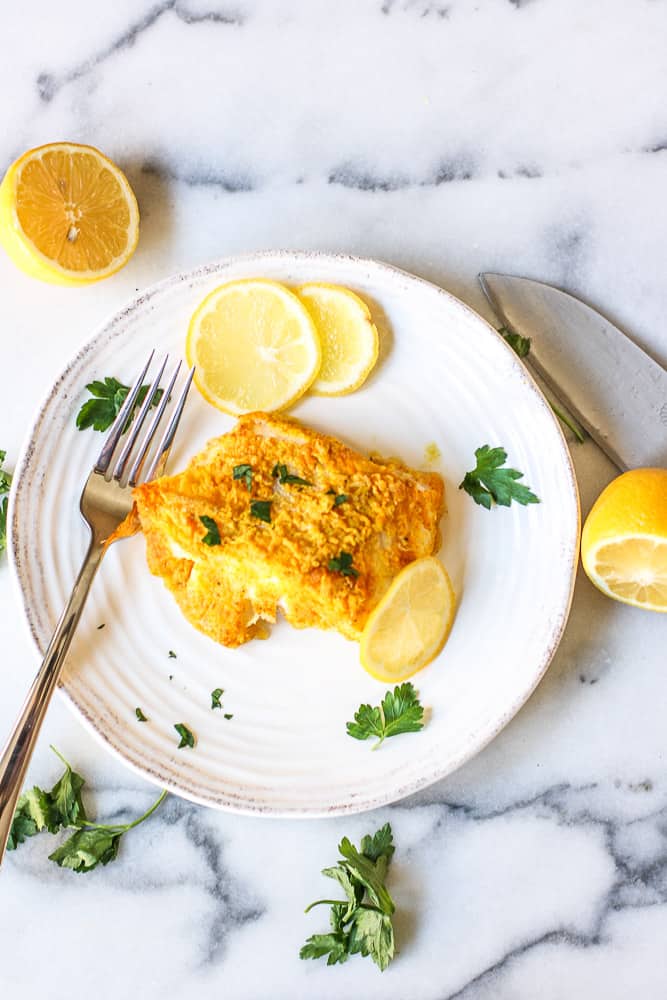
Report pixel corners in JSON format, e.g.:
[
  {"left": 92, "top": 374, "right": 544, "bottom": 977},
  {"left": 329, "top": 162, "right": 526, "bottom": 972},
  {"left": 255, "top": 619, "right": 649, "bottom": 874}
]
[{"left": 9, "top": 252, "right": 579, "bottom": 816}]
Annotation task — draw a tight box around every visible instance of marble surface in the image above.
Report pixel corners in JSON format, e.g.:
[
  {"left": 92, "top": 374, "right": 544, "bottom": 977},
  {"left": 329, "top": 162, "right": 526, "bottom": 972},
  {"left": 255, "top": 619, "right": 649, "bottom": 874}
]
[{"left": 1, "top": 1, "right": 666, "bottom": 996}]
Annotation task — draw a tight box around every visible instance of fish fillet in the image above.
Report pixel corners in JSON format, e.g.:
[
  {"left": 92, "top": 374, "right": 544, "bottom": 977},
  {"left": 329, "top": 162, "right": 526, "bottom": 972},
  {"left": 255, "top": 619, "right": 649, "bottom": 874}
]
[{"left": 131, "top": 412, "right": 445, "bottom": 647}]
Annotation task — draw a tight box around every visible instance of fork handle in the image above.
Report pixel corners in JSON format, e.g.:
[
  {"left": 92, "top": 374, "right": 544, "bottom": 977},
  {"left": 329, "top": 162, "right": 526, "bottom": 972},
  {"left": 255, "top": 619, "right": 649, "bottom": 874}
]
[{"left": 0, "top": 535, "right": 104, "bottom": 865}]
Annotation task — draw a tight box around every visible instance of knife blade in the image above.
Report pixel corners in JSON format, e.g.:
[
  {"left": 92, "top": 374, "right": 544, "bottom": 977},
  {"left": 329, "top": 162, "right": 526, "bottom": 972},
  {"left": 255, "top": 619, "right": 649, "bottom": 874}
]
[{"left": 478, "top": 273, "right": 667, "bottom": 471}]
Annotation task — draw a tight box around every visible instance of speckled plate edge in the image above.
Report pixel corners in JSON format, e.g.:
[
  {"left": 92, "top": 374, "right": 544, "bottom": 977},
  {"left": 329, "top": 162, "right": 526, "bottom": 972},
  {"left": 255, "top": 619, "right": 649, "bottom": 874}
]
[{"left": 7, "top": 250, "right": 580, "bottom": 816}]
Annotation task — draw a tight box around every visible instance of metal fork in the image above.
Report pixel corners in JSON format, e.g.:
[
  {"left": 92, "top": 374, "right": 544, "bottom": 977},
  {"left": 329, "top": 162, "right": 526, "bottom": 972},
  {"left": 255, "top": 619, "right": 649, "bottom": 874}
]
[{"left": 0, "top": 353, "right": 194, "bottom": 864}]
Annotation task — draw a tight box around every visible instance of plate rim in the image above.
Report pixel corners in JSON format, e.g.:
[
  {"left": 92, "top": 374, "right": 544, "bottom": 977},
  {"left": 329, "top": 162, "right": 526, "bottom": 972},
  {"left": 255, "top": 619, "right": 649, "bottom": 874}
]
[{"left": 8, "top": 250, "right": 581, "bottom": 816}]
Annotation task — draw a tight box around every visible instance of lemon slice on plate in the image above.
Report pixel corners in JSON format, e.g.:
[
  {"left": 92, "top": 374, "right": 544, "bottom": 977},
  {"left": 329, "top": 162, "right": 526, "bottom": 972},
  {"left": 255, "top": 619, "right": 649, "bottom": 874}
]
[
  {"left": 0, "top": 142, "right": 139, "bottom": 285},
  {"left": 360, "top": 557, "right": 456, "bottom": 682},
  {"left": 581, "top": 468, "right": 667, "bottom": 612},
  {"left": 186, "top": 279, "right": 321, "bottom": 415},
  {"left": 297, "top": 282, "right": 379, "bottom": 395}
]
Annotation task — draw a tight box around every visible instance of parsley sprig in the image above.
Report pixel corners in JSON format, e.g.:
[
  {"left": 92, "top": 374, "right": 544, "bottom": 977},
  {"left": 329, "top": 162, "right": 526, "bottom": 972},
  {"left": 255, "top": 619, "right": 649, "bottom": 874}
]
[
  {"left": 7, "top": 746, "right": 166, "bottom": 873},
  {"left": 460, "top": 445, "right": 540, "bottom": 509},
  {"left": 347, "top": 683, "right": 425, "bottom": 749},
  {"left": 498, "top": 327, "right": 585, "bottom": 442},
  {"left": 300, "top": 823, "right": 396, "bottom": 971},
  {"left": 76, "top": 377, "right": 163, "bottom": 433},
  {"left": 0, "top": 450, "right": 12, "bottom": 554}
]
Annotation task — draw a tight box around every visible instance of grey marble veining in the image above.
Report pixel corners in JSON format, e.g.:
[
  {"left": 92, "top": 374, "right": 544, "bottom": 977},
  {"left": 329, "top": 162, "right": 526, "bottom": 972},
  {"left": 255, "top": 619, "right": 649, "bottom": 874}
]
[{"left": 1, "top": 1, "right": 666, "bottom": 997}]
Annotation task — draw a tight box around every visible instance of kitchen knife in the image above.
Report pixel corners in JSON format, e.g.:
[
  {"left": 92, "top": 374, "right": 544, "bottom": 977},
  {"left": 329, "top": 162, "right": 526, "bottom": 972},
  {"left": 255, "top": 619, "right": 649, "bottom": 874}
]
[{"left": 479, "top": 273, "right": 667, "bottom": 471}]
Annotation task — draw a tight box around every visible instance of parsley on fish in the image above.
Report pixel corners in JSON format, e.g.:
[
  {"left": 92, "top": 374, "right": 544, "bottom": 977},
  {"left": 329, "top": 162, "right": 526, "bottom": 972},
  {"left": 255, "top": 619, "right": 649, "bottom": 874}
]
[
  {"left": 200, "top": 515, "right": 221, "bottom": 545},
  {"left": 328, "top": 551, "right": 358, "bottom": 578},
  {"left": 211, "top": 688, "right": 224, "bottom": 710},
  {"left": 75, "top": 377, "right": 163, "bottom": 433},
  {"left": 174, "top": 723, "right": 195, "bottom": 749},
  {"left": 300, "top": 823, "right": 396, "bottom": 971},
  {"left": 333, "top": 494, "right": 348, "bottom": 506},
  {"left": 135, "top": 707, "right": 148, "bottom": 722},
  {"left": 233, "top": 464, "right": 253, "bottom": 492},
  {"left": 459, "top": 445, "right": 540, "bottom": 509},
  {"left": 272, "top": 463, "right": 312, "bottom": 486},
  {"left": 6, "top": 746, "right": 166, "bottom": 873},
  {"left": 250, "top": 500, "right": 272, "bottom": 523},
  {"left": 347, "top": 683, "right": 425, "bottom": 749},
  {"left": 0, "top": 450, "right": 12, "bottom": 555}
]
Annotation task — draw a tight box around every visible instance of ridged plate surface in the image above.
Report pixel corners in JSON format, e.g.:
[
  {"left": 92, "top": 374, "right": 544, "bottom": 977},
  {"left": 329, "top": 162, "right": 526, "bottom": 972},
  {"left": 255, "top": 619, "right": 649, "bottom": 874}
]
[{"left": 9, "top": 252, "right": 579, "bottom": 816}]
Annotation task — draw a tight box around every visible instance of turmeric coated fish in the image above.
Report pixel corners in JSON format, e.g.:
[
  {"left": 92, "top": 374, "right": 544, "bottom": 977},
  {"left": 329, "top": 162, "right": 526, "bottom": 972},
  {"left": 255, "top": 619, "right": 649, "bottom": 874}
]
[{"left": 131, "top": 413, "right": 445, "bottom": 647}]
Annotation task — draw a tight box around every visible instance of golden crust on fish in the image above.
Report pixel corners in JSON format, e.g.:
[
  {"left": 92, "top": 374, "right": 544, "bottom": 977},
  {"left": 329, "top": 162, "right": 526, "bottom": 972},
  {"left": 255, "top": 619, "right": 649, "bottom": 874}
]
[{"left": 131, "top": 413, "right": 445, "bottom": 647}]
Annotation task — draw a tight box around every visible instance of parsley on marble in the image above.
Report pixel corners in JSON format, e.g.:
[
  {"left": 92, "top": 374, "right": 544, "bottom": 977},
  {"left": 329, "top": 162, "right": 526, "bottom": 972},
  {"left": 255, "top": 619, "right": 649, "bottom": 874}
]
[
  {"left": 174, "top": 723, "right": 195, "bottom": 749},
  {"left": 459, "top": 446, "right": 540, "bottom": 510},
  {"left": 327, "top": 551, "right": 358, "bottom": 578},
  {"left": 6, "top": 746, "right": 166, "bottom": 873},
  {"left": 200, "top": 515, "right": 221, "bottom": 545},
  {"left": 211, "top": 688, "right": 224, "bottom": 710},
  {"left": 300, "top": 823, "right": 396, "bottom": 971},
  {"left": 272, "top": 463, "right": 312, "bottom": 487},
  {"left": 233, "top": 464, "right": 253, "bottom": 492},
  {"left": 75, "top": 377, "right": 163, "bottom": 433},
  {"left": 0, "top": 450, "right": 12, "bottom": 555},
  {"left": 250, "top": 500, "right": 272, "bottom": 523},
  {"left": 346, "top": 683, "right": 425, "bottom": 749},
  {"left": 135, "top": 707, "right": 148, "bottom": 722}
]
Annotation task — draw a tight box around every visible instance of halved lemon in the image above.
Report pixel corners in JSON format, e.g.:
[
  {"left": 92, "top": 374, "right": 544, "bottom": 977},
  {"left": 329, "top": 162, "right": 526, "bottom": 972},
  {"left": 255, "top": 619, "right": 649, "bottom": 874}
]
[
  {"left": 297, "top": 282, "right": 379, "bottom": 395},
  {"left": 360, "top": 557, "right": 456, "bottom": 682},
  {"left": 0, "top": 142, "right": 139, "bottom": 285},
  {"left": 581, "top": 468, "right": 667, "bottom": 612},
  {"left": 186, "top": 279, "right": 321, "bottom": 415}
]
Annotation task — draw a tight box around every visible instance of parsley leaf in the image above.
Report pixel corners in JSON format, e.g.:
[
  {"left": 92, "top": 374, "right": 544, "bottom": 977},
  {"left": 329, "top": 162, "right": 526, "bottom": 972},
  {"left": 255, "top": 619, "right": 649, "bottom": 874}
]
[
  {"left": 135, "top": 707, "right": 148, "bottom": 722},
  {"left": 7, "top": 748, "right": 167, "bottom": 871},
  {"left": 328, "top": 551, "right": 359, "bottom": 578},
  {"left": 224, "top": 713, "right": 233, "bottom": 720},
  {"left": 346, "top": 684, "right": 424, "bottom": 749},
  {"left": 333, "top": 494, "right": 349, "bottom": 506},
  {"left": 498, "top": 325, "right": 531, "bottom": 358},
  {"left": 49, "top": 748, "right": 87, "bottom": 827},
  {"left": 76, "top": 377, "right": 163, "bottom": 433},
  {"left": 174, "top": 723, "right": 195, "bottom": 749},
  {"left": 0, "top": 450, "right": 12, "bottom": 555},
  {"left": 49, "top": 827, "right": 122, "bottom": 873},
  {"left": 272, "top": 464, "right": 312, "bottom": 487},
  {"left": 211, "top": 688, "right": 224, "bottom": 710},
  {"left": 459, "top": 445, "right": 540, "bottom": 509},
  {"left": 301, "top": 823, "right": 397, "bottom": 972},
  {"left": 250, "top": 500, "right": 272, "bottom": 523},
  {"left": 233, "top": 464, "right": 253, "bottom": 492},
  {"left": 200, "top": 515, "right": 221, "bottom": 545}
]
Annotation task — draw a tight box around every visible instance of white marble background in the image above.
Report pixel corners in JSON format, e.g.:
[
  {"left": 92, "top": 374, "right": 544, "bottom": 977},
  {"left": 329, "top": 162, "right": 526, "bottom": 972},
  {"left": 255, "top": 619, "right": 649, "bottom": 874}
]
[{"left": 1, "top": 1, "right": 667, "bottom": 997}]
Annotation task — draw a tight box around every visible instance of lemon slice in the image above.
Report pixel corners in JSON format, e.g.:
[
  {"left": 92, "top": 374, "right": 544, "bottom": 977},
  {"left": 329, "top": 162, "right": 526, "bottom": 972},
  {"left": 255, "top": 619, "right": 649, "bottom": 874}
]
[
  {"left": 0, "top": 142, "right": 139, "bottom": 285},
  {"left": 297, "top": 282, "right": 379, "bottom": 395},
  {"left": 581, "top": 468, "right": 667, "bottom": 612},
  {"left": 360, "top": 557, "right": 455, "bottom": 681},
  {"left": 186, "top": 279, "right": 321, "bottom": 415}
]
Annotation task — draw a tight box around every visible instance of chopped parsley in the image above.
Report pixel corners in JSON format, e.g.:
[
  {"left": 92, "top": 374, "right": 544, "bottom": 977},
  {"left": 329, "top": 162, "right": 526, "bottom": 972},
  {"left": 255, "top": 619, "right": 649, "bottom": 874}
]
[
  {"left": 224, "top": 713, "right": 233, "bottom": 720},
  {"left": 168, "top": 650, "right": 177, "bottom": 659},
  {"left": 97, "top": 623, "right": 106, "bottom": 630},
  {"left": 272, "top": 463, "right": 312, "bottom": 486},
  {"left": 333, "top": 494, "right": 349, "bottom": 506},
  {"left": 200, "top": 515, "right": 221, "bottom": 545},
  {"left": 459, "top": 446, "right": 540, "bottom": 510},
  {"left": 211, "top": 688, "right": 224, "bottom": 710},
  {"left": 328, "top": 552, "right": 359, "bottom": 578},
  {"left": 233, "top": 464, "right": 253, "bottom": 492},
  {"left": 174, "top": 723, "right": 195, "bottom": 749},
  {"left": 135, "top": 707, "right": 148, "bottom": 722},
  {"left": 250, "top": 500, "right": 272, "bottom": 523},
  {"left": 0, "top": 450, "right": 12, "bottom": 554}
]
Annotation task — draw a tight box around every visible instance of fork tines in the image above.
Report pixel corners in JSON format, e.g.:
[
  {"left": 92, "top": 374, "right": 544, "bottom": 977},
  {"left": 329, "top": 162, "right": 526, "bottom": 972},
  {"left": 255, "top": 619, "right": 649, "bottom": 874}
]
[{"left": 94, "top": 353, "right": 195, "bottom": 487}]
